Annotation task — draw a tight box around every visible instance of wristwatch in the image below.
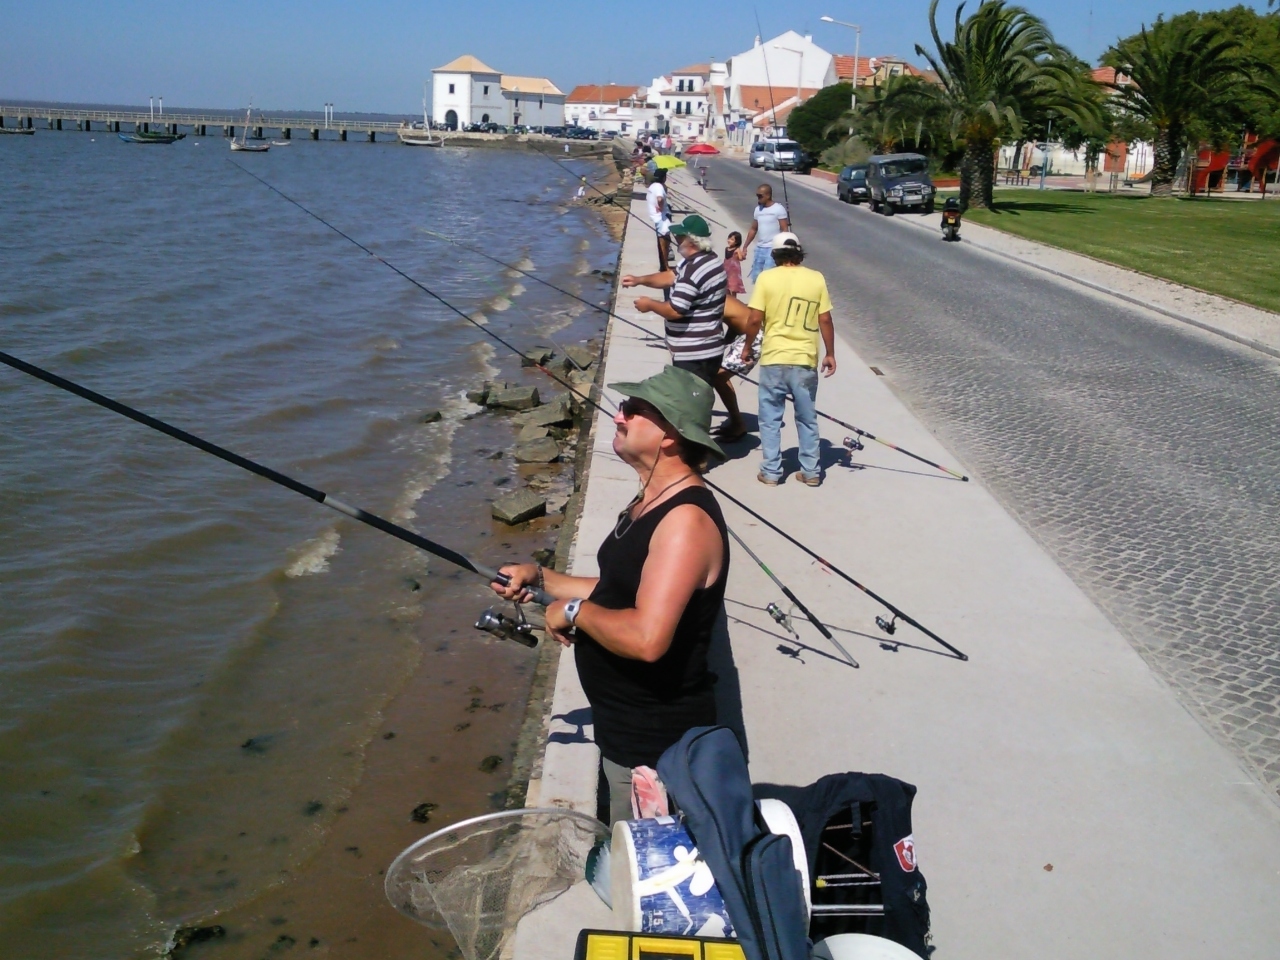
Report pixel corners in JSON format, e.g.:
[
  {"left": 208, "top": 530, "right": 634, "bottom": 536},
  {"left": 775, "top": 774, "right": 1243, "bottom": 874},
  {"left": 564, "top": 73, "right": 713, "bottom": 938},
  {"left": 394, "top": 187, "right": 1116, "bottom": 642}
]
[{"left": 563, "top": 598, "right": 584, "bottom": 627}]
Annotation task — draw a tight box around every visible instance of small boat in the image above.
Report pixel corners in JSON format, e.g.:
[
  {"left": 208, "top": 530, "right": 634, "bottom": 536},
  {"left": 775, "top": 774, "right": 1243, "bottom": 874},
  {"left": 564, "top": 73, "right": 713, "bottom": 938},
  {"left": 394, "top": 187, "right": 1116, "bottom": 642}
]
[
  {"left": 118, "top": 130, "right": 184, "bottom": 144},
  {"left": 230, "top": 107, "right": 269, "bottom": 153},
  {"left": 270, "top": 140, "right": 292, "bottom": 146},
  {"left": 0, "top": 126, "right": 35, "bottom": 136},
  {"left": 398, "top": 83, "right": 444, "bottom": 146}
]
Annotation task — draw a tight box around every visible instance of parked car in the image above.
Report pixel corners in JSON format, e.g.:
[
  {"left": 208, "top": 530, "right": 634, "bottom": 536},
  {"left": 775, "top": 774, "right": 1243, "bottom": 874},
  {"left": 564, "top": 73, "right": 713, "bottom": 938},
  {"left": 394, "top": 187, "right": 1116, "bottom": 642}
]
[
  {"left": 866, "top": 153, "right": 936, "bottom": 214},
  {"left": 749, "top": 138, "right": 807, "bottom": 171},
  {"left": 837, "top": 164, "right": 870, "bottom": 204}
]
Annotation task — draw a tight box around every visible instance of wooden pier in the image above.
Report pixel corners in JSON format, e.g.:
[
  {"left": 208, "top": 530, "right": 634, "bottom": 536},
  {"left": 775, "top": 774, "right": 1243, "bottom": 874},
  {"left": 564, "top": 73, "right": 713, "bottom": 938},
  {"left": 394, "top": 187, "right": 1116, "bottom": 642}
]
[{"left": 0, "top": 105, "right": 404, "bottom": 141}]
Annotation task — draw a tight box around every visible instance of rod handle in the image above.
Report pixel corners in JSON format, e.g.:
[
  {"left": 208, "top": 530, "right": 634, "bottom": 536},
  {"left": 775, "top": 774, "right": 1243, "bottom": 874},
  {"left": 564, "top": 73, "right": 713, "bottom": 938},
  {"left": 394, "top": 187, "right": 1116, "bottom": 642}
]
[{"left": 481, "top": 564, "right": 556, "bottom": 609}]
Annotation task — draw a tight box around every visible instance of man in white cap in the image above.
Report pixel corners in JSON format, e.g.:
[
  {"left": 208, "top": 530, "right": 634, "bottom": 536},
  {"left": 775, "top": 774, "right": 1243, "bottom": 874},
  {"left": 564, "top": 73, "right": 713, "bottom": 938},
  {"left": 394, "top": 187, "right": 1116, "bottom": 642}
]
[{"left": 739, "top": 231, "right": 836, "bottom": 486}]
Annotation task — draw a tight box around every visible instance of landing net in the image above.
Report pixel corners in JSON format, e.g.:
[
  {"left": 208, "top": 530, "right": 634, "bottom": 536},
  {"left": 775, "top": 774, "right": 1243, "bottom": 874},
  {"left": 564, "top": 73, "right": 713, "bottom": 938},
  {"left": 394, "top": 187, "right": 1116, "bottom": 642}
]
[{"left": 385, "top": 807, "right": 609, "bottom": 960}]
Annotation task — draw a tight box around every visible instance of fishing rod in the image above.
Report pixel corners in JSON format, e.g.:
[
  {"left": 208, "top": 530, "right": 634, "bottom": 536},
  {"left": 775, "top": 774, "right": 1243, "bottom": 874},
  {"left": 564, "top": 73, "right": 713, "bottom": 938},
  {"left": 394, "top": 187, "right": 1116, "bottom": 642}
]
[
  {"left": 733, "top": 373, "right": 969, "bottom": 482},
  {"left": 712, "top": 482, "right": 967, "bottom": 660},
  {"left": 725, "top": 527, "right": 858, "bottom": 668},
  {"left": 0, "top": 350, "right": 551, "bottom": 646},
  {"left": 753, "top": 8, "right": 792, "bottom": 222},
  {"left": 420, "top": 228, "right": 968, "bottom": 480},
  {"left": 234, "top": 166, "right": 841, "bottom": 656},
  {"left": 230, "top": 168, "right": 962, "bottom": 661}
]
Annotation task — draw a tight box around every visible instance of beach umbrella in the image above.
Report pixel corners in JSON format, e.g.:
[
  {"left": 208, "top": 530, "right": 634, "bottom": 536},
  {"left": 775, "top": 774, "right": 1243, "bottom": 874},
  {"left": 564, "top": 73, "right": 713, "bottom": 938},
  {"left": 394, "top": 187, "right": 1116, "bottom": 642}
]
[
  {"left": 653, "top": 154, "right": 686, "bottom": 170},
  {"left": 685, "top": 143, "right": 720, "bottom": 155}
]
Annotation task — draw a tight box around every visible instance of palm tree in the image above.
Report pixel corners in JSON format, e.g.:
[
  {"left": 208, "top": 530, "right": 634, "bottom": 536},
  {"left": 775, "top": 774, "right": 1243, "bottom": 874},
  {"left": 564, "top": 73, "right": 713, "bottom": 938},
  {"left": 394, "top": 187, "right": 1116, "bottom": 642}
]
[
  {"left": 912, "top": 0, "right": 1097, "bottom": 209},
  {"left": 826, "top": 75, "right": 947, "bottom": 154},
  {"left": 1103, "top": 18, "right": 1277, "bottom": 197}
]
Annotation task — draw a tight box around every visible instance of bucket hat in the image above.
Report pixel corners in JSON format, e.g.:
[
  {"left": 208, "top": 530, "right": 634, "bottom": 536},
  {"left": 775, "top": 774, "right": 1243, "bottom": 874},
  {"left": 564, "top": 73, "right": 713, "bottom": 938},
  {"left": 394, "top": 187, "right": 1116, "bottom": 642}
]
[
  {"left": 669, "top": 214, "right": 712, "bottom": 238},
  {"left": 609, "top": 366, "right": 724, "bottom": 459}
]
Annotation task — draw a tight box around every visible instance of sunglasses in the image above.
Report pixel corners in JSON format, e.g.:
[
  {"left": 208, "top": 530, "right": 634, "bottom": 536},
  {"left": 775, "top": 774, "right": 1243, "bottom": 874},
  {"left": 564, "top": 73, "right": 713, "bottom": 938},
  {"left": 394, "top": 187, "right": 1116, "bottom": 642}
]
[{"left": 619, "top": 397, "right": 664, "bottom": 421}]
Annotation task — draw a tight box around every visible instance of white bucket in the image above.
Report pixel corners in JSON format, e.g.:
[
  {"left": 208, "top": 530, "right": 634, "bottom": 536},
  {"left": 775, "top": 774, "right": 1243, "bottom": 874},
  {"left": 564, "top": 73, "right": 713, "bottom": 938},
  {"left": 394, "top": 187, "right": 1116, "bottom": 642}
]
[
  {"left": 756, "top": 798, "right": 811, "bottom": 916},
  {"left": 611, "top": 814, "right": 735, "bottom": 938},
  {"left": 610, "top": 800, "right": 809, "bottom": 938},
  {"left": 812, "top": 934, "right": 921, "bottom": 960}
]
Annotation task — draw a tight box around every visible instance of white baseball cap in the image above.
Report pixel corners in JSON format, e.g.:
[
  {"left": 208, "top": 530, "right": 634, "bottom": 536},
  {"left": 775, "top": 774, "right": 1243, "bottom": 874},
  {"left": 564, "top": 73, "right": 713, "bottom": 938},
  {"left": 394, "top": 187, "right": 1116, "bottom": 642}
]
[{"left": 771, "top": 231, "right": 802, "bottom": 251}]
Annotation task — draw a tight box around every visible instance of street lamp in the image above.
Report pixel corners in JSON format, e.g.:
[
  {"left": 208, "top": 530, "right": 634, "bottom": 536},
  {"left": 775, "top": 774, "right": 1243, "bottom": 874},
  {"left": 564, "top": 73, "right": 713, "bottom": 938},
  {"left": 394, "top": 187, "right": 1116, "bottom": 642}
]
[
  {"left": 777, "top": 45, "right": 805, "bottom": 136},
  {"left": 820, "top": 15, "right": 862, "bottom": 114}
]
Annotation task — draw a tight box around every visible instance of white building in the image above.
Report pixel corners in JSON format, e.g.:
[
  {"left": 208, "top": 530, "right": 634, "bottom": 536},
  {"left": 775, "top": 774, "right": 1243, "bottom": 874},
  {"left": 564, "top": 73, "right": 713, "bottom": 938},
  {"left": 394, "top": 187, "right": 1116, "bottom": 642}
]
[
  {"left": 725, "top": 31, "right": 839, "bottom": 144},
  {"left": 430, "top": 54, "right": 565, "bottom": 129},
  {"left": 651, "top": 64, "right": 715, "bottom": 139},
  {"left": 565, "top": 84, "right": 644, "bottom": 132},
  {"left": 501, "top": 76, "right": 565, "bottom": 129}
]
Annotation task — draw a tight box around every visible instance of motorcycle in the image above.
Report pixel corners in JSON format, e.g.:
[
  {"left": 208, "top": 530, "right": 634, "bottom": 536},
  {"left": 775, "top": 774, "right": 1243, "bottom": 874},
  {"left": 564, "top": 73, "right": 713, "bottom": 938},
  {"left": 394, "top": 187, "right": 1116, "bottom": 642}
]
[{"left": 941, "top": 198, "right": 962, "bottom": 242}]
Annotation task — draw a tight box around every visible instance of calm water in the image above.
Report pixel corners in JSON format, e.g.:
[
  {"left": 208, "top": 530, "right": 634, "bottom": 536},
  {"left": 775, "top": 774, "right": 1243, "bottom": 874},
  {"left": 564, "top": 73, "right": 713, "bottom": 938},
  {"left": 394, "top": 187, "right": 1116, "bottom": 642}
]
[{"left": 0, "top": 132, "right": 616, "bottom": 957}]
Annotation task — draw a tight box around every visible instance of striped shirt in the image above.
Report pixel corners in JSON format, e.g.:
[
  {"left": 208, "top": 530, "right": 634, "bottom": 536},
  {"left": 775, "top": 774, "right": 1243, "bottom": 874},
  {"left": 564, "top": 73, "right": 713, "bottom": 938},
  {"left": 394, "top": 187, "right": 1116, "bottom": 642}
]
[{"left": 666, "top": 251, "right": 727, "bottom": 362}]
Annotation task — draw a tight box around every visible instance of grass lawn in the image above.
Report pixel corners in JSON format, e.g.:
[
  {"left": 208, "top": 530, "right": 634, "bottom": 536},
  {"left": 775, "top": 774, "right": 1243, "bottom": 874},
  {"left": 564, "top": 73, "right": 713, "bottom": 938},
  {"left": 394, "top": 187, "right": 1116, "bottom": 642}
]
[{"left": 961, "top": 190, "right": 1280, "bottom": 314}]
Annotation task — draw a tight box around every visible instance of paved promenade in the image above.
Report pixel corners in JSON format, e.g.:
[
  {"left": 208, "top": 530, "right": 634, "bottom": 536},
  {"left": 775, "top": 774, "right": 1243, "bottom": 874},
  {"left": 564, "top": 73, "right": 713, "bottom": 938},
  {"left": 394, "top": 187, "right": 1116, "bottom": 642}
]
[{"left": 523, "top": 166, "right": 1280, "bottom": 959}]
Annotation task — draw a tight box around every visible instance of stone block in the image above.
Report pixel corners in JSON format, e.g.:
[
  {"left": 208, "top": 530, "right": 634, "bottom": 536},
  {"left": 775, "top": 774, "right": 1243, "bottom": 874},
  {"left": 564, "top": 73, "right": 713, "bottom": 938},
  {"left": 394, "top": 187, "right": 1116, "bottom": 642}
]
[
  {"left": 518, "top": 424, "right": 550, "bottom": 442},
  {"left": 520, "top": 346, "right": 555, "bottom": 367},
  {"left": 466, "top": 387, "right": 490, "bottom": 405},
  {"left": 420, "top": 409, "right": 443, "bottom": 423},
  {"left": 487, "top": 385, "right": 541, "bottom": 411},
  {"left": 564, "top": 345, "right": 599, "bottom": 371},
  {"left": 519, "top": 397, "right": 573, "bottom": 427},
  {"left": 514, "top": 437, "right": 560, "bottom": 463},
  {"left": 491, "top": 491, "right": 547, "bottom": 525}
]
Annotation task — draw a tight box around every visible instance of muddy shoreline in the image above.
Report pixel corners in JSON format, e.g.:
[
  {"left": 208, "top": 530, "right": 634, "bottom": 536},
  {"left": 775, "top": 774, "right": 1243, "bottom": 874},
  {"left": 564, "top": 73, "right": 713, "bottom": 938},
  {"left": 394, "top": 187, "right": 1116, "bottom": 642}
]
[{"left": 167, "top": 155, "right": 629, "bottom": 960}]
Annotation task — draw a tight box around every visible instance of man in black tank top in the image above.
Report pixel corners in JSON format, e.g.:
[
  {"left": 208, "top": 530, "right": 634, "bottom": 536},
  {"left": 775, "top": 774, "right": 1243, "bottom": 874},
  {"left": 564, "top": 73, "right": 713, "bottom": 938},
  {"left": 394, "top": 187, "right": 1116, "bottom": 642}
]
[{"left": 494, "top": 366, "right": 729, "bottom": 825}]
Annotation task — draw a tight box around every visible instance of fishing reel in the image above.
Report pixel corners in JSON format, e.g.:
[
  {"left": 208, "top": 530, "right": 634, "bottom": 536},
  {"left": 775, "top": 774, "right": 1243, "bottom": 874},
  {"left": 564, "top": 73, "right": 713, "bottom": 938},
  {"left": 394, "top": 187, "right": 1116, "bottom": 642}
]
[
  {"left": 842, "top": 436, "right": 866, "bottom": 471},
  {"left": 475, "top": 604, "right": 539, "bottom": 648},
  {"left": 875, "top": 614, "right": 898, "bottom": 636},
  {"left": 766, "top": 601, "right": 799, "bottom": 639}
]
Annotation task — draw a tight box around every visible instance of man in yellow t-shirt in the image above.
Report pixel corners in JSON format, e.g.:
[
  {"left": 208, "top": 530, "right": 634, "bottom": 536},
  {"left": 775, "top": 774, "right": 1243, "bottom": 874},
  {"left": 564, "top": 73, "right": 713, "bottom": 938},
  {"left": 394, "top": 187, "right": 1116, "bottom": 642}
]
[{"left": 740, "top": 232, "right": 836, "bottom": 486}]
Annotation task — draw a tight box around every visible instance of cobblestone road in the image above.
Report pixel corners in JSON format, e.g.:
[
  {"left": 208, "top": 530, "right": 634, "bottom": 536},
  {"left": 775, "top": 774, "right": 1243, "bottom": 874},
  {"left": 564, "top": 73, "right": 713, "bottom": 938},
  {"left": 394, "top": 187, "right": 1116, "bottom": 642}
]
[{"left": 716, "top": 163, "right": 1280, "bottom": 801}]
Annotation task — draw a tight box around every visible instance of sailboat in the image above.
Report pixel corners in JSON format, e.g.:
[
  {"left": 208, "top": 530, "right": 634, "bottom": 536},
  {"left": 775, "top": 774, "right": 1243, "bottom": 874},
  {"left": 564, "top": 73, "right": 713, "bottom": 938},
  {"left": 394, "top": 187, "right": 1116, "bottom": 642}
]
[
  {"left": 230, "top": 106, "right": 270, "bottom": 153},
  {"left": 398, "top": 83, "right": 443, "bottom": 147}
]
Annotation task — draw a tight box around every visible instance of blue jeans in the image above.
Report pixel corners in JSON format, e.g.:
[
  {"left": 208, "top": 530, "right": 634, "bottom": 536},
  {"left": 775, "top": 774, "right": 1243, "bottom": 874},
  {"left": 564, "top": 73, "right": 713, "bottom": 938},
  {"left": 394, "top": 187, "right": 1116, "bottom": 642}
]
[
  {"left": 757, "top": 364, "right": 820, "bottom": 480},
  {"left": 749, "top": 243, "right": 774, "bottom": 281}
]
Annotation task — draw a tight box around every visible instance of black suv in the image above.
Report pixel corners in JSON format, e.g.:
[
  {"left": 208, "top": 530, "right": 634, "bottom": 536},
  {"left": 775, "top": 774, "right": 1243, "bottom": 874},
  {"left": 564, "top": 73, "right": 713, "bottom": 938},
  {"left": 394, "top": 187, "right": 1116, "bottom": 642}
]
[
  {"left": 867, "top": 153, "right": 936, "bottom": 214},
  {"left": 836, "top": 164, "right": 870, "bottom": 204}
]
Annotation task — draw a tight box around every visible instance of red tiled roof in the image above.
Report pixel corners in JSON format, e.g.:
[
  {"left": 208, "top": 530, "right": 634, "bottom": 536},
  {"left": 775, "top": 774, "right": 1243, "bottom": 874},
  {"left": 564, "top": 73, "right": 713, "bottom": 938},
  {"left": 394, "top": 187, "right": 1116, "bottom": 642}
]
[
  {"left": 834, "top": 55, "right": 876, "bottom": 82},
  {"left": 736, "top": 85, "right": 822, "bottom": 112},
  {"left": 751, "top": 98, "right": 804, "bottom": 126},
  {"left": 671, "top": 63, "right": 711, "bottom": 76},
  {"left": 566, "top": 84, "right": 641, "bottom": 104}
]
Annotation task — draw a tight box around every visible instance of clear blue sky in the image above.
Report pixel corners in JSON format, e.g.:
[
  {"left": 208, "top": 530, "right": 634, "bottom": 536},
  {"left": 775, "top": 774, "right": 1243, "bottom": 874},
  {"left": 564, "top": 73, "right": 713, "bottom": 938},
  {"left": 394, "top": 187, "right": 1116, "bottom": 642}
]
[{"left": 0, "top": 0, "right": 1273, "bottom": 113}]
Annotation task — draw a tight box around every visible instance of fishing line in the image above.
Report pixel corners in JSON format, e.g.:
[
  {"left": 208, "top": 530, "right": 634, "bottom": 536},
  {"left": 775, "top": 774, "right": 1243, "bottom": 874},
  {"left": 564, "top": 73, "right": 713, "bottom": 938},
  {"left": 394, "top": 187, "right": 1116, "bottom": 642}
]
[
  {"left": 420, "top": 228, "right": 661, "bottom": 345},
  {"left": 420, "top": 228, "right": 967, "bottom": 479},
  {"left": 752, "top": 9, "right": 792, "bottom": 221},
  {"left": 228, "top": 161, "right": 602, "bottom": 416},
  {"left": 229, "top": 166, "right": 962, "bottom": 660},
  {"left": 0, "top": 350, "right": 554, "bottom": 628}
]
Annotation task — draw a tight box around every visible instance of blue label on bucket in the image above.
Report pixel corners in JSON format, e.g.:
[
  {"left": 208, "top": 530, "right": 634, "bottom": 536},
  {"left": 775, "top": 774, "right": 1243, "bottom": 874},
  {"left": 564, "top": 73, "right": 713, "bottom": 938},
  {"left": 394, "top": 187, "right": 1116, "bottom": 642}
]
[{"left": 626, "top": 817, "right": 735, "bottom": 938}]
